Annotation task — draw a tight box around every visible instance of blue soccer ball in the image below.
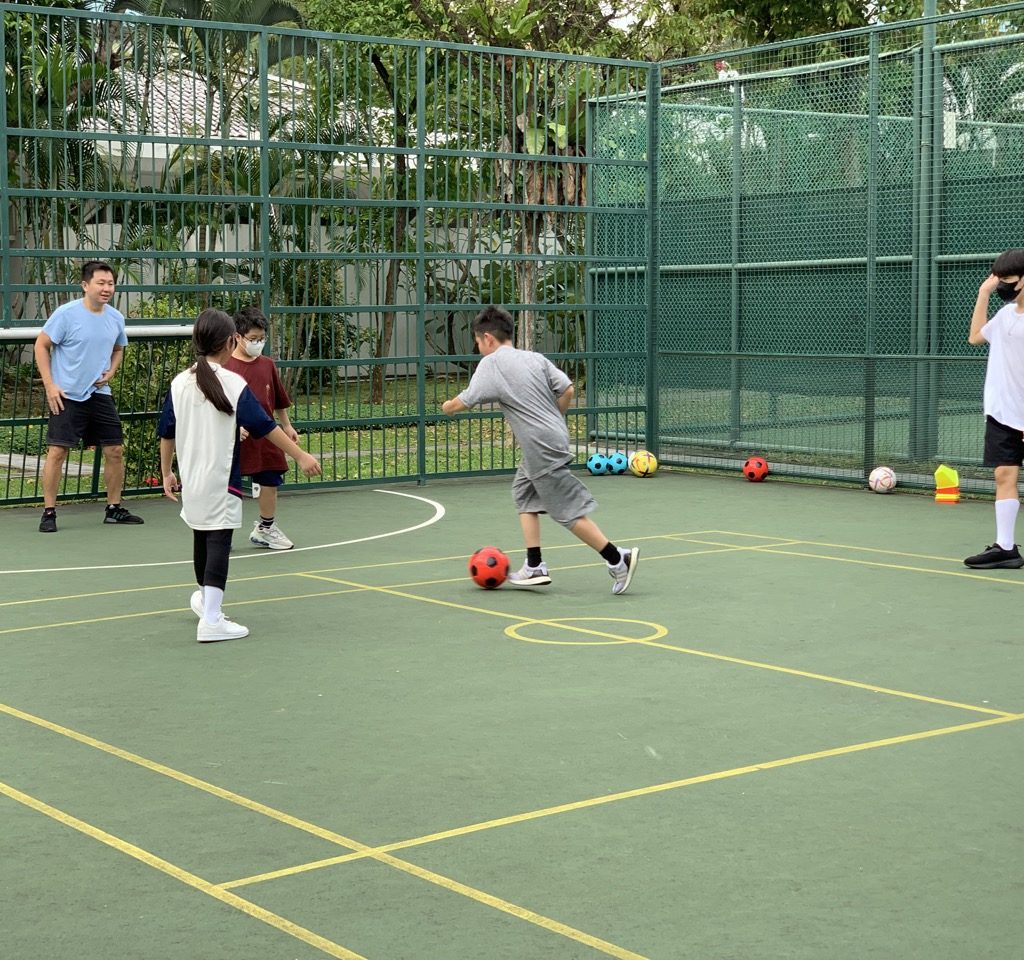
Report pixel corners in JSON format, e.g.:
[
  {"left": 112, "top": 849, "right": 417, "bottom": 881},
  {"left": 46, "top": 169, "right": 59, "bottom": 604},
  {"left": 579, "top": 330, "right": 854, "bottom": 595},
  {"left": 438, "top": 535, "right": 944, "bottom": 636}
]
[
  {"left": 607, "top": 451, "right": 629, "bottom": 475},
  {"left": 586, "top": 453, "right": 610, "bottom": 475}
]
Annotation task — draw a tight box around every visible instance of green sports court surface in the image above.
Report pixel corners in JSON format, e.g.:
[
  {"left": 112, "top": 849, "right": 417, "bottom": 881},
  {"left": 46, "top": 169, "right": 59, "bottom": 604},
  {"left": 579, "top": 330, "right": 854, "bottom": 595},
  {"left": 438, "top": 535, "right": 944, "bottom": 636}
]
[{"left": 2, "top": 472, "right": 1022, "bottom": 959}]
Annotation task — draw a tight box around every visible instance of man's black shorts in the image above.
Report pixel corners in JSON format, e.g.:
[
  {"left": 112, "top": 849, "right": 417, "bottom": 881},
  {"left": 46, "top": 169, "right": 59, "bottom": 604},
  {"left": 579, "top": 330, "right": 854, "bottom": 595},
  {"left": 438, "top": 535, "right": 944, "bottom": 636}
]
[
  {"left": 983, "top": 415, "right": 1024, "bottom": 467},
  {"left": 47, "top": 394, "right": 124, "bottom": 448}
]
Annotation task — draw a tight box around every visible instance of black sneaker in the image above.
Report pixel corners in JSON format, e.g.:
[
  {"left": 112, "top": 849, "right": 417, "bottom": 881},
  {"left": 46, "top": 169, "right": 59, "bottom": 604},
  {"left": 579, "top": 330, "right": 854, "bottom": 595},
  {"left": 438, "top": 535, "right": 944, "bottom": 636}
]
[
  {"left": 39, "top": 511, "right": 57, "bottom": 533},
  {"left": 103, "top": 504, "right": 144, "bottom": 525},
  {"left": 963, "top": 543, "right": 1024, "bottom": 569}
]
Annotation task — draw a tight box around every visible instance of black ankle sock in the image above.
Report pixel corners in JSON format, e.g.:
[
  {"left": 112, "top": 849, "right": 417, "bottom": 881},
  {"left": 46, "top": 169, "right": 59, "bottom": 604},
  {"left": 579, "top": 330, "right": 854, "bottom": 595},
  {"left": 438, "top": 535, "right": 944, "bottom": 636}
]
[
  {"left": 599, "top": 542, "right": 622, "bottom": 565},
  {"left": 260, "top": 515, "right": 274, "bottom": 528},
  {"left": 106, "top": 503, "right": 119, "bottom": 511},
  {"left": 43, "top": 507, "right": 56, "bottom": 516},
  {"left": 527, "top": 546, "right": 543, "bottom": 568}
]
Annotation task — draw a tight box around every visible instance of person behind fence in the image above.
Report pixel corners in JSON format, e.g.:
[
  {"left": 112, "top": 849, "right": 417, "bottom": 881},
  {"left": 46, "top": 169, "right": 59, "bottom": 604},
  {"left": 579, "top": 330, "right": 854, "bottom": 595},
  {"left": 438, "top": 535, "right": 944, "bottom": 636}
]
[
  {"left": 440, "top": 305, "right": 640, "bottom": 595},
  {"left": 33, "top": 259, "right": 144, "bottom": 533},
  {"left": 965, "top": 248, "right": 1024, "bottom": 570},
  {"left": 158, "top": 309, "right": 322, "bottom": 643},
  {"left": 223, "top": 305, "right": 298, "bottom": 550}
]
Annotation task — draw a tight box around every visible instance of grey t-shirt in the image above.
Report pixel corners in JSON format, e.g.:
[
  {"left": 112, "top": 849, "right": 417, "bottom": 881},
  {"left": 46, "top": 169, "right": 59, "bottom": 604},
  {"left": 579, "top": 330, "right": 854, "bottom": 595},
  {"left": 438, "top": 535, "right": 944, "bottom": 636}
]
[{"left": 457, "top": 345, "right": 573, "bottom": 479}]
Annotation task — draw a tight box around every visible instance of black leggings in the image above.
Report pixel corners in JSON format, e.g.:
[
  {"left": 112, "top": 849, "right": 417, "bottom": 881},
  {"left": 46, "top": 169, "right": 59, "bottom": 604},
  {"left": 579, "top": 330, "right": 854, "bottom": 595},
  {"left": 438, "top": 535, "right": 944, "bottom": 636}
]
[{"left": 193, "top": 528, "right": 233, "bottom": 591}]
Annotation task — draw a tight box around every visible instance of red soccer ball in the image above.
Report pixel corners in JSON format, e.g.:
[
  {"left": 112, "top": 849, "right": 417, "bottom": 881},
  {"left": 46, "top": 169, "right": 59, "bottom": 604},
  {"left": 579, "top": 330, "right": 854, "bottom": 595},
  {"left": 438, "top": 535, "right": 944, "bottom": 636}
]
[
  {"left": 743, "top": 456, "right": 769, "bottom": 482},
  {"left": 468, "top": 546, "right": 510, "bottom": 589}
]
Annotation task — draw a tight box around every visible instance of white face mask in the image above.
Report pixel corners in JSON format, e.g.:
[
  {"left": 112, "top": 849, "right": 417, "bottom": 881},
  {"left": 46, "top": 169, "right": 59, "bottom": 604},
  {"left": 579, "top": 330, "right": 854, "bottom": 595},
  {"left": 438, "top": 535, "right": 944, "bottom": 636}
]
[{"left": 242, "top": 338, "right": 266, "bottom": 358}]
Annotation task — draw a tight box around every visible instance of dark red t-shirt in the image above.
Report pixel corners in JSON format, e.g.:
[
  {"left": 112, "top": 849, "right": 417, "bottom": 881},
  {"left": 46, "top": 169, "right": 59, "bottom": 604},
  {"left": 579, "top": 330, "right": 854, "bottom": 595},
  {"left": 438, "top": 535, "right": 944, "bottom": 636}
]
[{"left": 223, "top": 354, "right": 292, "bottom": 476}]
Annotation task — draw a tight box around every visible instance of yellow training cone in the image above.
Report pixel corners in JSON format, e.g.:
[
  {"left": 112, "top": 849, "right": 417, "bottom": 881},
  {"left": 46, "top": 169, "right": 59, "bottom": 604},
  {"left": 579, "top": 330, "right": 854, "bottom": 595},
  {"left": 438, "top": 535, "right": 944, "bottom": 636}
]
[{"left": 934, "top": 464, "right": 960, "bottom": 504}]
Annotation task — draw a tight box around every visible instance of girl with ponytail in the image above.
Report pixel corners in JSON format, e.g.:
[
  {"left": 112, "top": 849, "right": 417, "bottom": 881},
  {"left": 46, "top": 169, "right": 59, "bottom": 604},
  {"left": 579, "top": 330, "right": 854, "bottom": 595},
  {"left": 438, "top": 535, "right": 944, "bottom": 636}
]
[{"left": 157, "top": 309, "right": 321, "bottom": 643}]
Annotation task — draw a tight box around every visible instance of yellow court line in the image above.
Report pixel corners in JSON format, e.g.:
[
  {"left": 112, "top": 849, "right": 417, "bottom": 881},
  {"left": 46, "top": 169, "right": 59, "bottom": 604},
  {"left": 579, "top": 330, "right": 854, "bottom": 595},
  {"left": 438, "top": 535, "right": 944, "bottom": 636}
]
[
  {"left": 0, "top": 552, "right": 723, "bottom": 629},
  {"left": 0, "top": 572, "right": 289, "bottom": 608},
  {"left": 0, "top": 530, "right": 711, "bottom": 609},
  {"left": 0, "top": 780, "right": 367, "bottom": 960},
  {"left": 327, "top": 850, "right": 649, "bottom": 960},
  {"left": 751, "top": 545, "right": 1024, "bottom": 585},
  {"left": 9, "top": 525, "right": 987, "bottom": 612},
  {"left": 635, "top": 638, "right": 1016, "bottom": 717},
  {"left": 0, "top": 560, "right": 473, "bottom": 609},
  {"left": 0, "top": 589, "right": 371, "bottom": 635},
  {"left": 0, "top": 702, "right": 373, "bottom": 848},
  {"left": 702, "top": 530, "right": 980, "bottom": 563},
  {"left": 0, "top": 702, "right": 647, "bottom": 960},
  {"left": 2, "top": 562, "right": 1006, "bottom": 717},
  {"left": 220, "top": 712, "right": 1024, "bottom": 889},
  {"left": 700, "top": 529, "right": 1024, "bottom": 577},
  {"left": 0, "top": 607, "right": 211, "bottom": 635},
  {"left": 668, "top": 533, "right": 1024, "bottom": 583},
  {"left": 295, "top": 573, "right": 1008, "bottom": 716},
  {"left": 0, "top": 582, "right": 194, "bottom": 608}
]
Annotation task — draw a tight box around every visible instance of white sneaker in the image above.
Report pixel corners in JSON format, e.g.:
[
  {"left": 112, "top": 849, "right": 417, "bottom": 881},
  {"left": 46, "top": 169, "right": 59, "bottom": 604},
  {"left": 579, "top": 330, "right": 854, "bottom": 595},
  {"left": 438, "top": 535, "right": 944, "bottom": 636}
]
[
  {"left": 508, "top": 562, "right": 552, "bottom": 587},
  {"left": 197, "top": 615, "right": 249, "bottom": 643},
  {"left": 190, "top": 590, "right": 203, "bottom": 618},
  {"left": 249, "top": 521, "right": 294, "bottom": 550},
  {"left": 609, "top": 547, "right": 639, "bottom": 596}
]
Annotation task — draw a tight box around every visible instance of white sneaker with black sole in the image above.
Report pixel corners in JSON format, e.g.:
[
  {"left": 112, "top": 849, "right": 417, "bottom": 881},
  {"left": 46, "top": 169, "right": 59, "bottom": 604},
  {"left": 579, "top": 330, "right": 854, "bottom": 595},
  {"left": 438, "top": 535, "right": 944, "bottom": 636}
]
[
  {"left": 508, "top": 562, "right": 552, "bottom": 587},
  {"left": 197, "top": 615, "right": 249, "bottom": 643},
  {"left": 609, "top": 547, "right": 639, "bottom": 595},
  {"left": 249, "top": 521, "right": 294, "bottom": 550}
]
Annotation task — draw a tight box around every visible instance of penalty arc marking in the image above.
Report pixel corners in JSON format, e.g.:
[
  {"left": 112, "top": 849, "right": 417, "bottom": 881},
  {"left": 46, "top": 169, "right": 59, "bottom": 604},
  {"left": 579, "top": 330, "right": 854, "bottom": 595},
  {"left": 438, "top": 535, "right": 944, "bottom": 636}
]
[{"left": 0, "top": 490, "right": 445, "bottom": 576}]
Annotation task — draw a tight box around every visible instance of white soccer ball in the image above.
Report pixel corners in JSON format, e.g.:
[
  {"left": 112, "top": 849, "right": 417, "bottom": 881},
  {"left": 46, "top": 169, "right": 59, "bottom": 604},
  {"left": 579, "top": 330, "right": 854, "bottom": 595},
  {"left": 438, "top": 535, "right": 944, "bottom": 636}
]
[{"left": 868, "top": 466, "right": 896, "bottom": 493}]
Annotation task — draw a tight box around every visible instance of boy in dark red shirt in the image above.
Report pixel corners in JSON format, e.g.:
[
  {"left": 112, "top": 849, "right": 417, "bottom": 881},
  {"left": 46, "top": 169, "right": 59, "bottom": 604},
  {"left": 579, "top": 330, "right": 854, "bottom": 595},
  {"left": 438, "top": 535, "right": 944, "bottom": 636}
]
[{"left": 224, "top": 306, "right": 299, "bottom": 549}]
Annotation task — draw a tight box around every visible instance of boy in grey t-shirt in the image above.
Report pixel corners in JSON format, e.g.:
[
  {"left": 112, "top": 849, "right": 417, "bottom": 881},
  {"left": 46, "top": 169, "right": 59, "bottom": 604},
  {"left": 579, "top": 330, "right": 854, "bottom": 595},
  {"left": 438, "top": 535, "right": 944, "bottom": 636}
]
[{"left": 441, "top": 306, "right": 639, "bottom": 595}]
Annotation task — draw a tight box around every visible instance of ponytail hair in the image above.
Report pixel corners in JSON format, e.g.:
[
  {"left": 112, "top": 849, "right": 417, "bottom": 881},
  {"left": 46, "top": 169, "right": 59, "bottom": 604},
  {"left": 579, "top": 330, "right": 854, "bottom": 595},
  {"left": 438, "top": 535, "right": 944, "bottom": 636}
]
[{"left": 192, "top": 308, "right": 235, "bottom": 414}]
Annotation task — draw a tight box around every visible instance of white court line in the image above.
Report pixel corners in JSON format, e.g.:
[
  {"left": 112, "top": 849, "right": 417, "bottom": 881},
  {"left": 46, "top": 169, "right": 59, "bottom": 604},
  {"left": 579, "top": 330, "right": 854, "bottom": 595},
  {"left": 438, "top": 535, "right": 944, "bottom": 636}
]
[{"left": 0, "top": 489, "right": 445, "bottom": 576}]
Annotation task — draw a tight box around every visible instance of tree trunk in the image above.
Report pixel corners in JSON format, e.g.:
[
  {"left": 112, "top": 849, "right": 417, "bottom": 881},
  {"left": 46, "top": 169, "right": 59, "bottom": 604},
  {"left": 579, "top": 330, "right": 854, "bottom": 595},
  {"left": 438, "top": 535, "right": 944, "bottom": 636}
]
[{"left": 515, "top": 164, "right": 545, "bottom": 350}]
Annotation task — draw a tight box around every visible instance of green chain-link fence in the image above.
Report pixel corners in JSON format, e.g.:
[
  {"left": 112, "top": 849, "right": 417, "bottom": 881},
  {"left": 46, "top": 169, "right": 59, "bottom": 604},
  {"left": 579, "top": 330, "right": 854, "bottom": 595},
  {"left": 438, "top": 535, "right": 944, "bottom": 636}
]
[{"left": 592, "top": 2, "right": 1024, "bottom": 491}]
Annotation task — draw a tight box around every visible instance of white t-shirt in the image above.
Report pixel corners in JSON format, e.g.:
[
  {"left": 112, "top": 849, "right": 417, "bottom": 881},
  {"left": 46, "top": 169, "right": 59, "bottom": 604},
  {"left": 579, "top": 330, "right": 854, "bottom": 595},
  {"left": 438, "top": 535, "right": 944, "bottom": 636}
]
[
  {"left": 158, "top": 364, "right": 276, "bottom": 530},
  {"left": 981, "top": 302, "right": 1024, "bottom": 430}
]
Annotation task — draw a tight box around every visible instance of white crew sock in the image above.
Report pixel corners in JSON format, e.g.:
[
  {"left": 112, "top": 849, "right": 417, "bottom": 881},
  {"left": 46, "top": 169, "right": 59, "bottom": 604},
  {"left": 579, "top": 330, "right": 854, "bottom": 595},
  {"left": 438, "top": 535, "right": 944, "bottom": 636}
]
[
  {"left": 203, "top": 586, "right": 225, "bottom": 625},
  {"left": 995, "top": 498, "right": 1020, "bottom": 550}
]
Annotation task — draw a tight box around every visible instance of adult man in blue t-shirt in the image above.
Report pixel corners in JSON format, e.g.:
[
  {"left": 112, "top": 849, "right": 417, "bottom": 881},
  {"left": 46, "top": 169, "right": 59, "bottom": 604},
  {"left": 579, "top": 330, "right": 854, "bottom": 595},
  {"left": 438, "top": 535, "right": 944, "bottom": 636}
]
[{"left": 33, "top": 260, "right": 144, "bottom": 532}]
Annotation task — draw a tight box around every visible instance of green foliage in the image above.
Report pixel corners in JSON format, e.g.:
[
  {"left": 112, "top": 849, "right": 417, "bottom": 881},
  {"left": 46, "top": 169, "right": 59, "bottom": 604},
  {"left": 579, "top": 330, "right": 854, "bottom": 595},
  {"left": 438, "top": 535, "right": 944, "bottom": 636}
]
[
  {"left": 111, "top": 336, "right": 195, "bottom": 485},
  {"left": 301, "top": 0, "right": 424, "bottom": 37}
]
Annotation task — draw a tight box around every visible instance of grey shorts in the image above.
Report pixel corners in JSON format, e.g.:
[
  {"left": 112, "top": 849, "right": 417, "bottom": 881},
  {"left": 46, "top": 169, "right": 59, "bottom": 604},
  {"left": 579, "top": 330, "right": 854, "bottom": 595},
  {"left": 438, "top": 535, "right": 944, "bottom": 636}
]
[{"left": 512, "top": 464, "right": 597, "bottom": 528}]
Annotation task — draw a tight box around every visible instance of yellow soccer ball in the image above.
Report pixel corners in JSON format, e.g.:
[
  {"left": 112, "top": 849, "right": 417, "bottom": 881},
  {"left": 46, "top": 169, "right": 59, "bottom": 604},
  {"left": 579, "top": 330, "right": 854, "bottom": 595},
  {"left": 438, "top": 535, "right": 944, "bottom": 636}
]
[{"left": 629, "top": 450, "right": 658, "bottom": 477}]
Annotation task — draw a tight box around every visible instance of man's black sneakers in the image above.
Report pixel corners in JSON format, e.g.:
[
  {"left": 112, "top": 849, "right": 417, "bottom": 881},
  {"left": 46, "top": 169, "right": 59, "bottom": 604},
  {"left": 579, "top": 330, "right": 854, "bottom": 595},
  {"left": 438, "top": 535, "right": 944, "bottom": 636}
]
[
  {"left": 39, "top": 510, "right": 57, "bottom": 533},
  {"left": 103, "top": 504, "right": 144, "bottom": 525},
  {"left": 963, "top": 543, "right": 1024, "bottom": 569}
]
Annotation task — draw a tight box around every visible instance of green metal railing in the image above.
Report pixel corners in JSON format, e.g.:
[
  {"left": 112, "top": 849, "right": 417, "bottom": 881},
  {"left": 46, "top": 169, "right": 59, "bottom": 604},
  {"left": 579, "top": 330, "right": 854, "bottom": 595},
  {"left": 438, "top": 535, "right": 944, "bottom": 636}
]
[
  {"left": 5, "top": 3, "right": 1024, "bottom": 505},
  {"left": 0, "top": 4, "right": 653, "bottom": 504}
]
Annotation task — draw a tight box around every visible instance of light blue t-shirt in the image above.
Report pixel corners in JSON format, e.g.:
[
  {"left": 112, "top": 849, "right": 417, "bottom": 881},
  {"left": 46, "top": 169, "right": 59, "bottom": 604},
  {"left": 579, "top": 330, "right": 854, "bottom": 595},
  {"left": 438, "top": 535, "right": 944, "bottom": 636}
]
[{"left": 42, "top": 299, "right": 128, "bottom": 402}]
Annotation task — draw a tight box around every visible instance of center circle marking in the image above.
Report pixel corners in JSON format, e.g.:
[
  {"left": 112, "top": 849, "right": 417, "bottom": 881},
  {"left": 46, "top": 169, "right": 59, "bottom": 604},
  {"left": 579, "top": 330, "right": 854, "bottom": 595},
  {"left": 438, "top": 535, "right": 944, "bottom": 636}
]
[{"left": 504, "top": 617, "right": 668, "bottom": 646}]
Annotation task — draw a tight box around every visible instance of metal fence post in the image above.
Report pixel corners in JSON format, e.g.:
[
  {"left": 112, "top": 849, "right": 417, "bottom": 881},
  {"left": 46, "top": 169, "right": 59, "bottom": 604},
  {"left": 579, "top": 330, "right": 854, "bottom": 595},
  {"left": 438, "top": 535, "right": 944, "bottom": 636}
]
[
  {"left": 646, "top": 64, "right": 661, "bottom": 456},
  {"left": 863, "top": 32, "right": 880, "bottom": 477}
]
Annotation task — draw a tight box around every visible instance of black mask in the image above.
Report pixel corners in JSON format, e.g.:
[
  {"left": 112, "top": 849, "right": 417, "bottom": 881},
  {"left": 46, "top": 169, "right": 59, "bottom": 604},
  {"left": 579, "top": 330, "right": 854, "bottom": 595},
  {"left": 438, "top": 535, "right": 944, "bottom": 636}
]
[{"left": 995, "top": 280, "right": 1020, "bottom": 303}]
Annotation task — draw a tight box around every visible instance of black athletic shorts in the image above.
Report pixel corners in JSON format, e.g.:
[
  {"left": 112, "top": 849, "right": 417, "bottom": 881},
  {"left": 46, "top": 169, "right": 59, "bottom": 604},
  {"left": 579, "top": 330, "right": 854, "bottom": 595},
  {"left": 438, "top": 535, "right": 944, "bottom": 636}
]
[
  {"left": 250, "top": 469, "right": 286, "bottom": 487},
  {"left": 46, "top": 393, "right": 124, "bottom": 448},
  {"left": 983, "top": 415, "right": 1024, "bottom": 467}
]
